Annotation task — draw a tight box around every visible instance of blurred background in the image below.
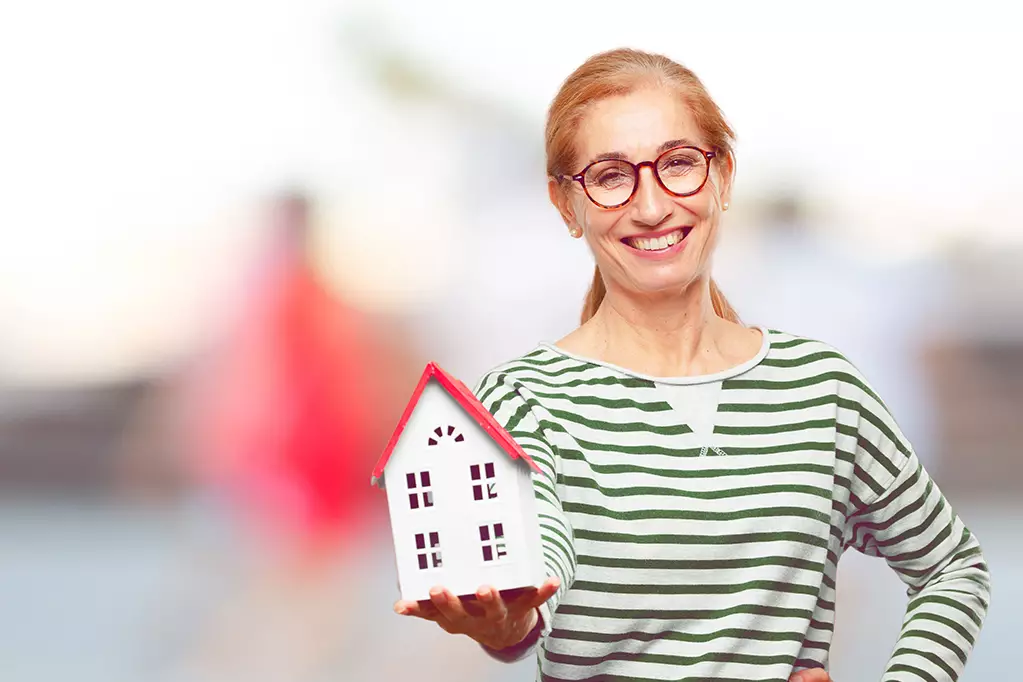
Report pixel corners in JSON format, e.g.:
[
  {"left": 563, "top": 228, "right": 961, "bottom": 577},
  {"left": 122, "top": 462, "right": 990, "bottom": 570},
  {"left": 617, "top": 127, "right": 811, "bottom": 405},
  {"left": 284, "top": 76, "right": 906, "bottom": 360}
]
[{"left": 0, "top": 2, "right": 1020, "bottom": 680}]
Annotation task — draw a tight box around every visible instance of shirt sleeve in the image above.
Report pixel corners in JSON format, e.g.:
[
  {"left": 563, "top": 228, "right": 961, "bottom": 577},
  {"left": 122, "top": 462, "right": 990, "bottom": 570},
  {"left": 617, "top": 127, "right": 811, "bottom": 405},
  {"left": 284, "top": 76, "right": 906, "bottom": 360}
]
[
  {"left": 472, "top": 369, "right": 577, "bottom": 662},
  {"left": 841, "top": 363, "right": 991, "bottom": 681}
]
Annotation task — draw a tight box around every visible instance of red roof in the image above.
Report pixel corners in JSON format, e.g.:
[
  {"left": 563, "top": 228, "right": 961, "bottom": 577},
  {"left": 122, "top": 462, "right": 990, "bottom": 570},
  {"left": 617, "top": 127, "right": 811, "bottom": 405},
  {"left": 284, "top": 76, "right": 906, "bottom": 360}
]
[{"left": 370, "top": 362, "right": 542, "bottom": 487}]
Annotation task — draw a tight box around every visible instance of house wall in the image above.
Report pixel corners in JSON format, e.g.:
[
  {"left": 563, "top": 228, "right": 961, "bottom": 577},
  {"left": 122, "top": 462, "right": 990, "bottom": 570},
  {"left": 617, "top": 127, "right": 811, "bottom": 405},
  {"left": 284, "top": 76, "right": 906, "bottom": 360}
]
[
  {"left": 383, "top": 380, "right": 544, "bottom": 601},
  {"left": 514, "top": 460, "right": 548, "bottom": 588}
]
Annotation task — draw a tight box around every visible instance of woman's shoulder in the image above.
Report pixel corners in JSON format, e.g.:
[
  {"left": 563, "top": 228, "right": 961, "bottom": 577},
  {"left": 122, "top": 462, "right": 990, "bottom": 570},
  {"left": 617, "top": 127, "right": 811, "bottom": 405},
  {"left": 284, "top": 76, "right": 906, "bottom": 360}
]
[
  {"left": 760, "top": 327, "right": 887, "bottom": 401},
  {"left": 471, "top": 344, "right": 575, "bottom": 393},
  {"left": 762, "top": 327, "right": 855, "bottom": 363}
]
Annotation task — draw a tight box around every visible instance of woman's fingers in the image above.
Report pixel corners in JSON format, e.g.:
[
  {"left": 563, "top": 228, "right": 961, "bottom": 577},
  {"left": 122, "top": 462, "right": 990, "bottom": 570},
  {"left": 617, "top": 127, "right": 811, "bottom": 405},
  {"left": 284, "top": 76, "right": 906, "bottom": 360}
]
[
  {"left": 500, "top": 577, "right": 561, "bottom": 615},
  {"left": 394, "top": 599, "right": 440, "bottom": 622},
  {"left": 509, "top": 576, "right": 560, "bottom": 614},
  {"left": 475, "top": 585, "right": 509, "bottom": 621},
  {"left": 393, "top": 599, "right": 415, "bottom": 616},
  {"left": 429, "top": 586, "right": 469, "bottom": 626},
  {"left": 789, "top": 668, "right": 831, "bottom": 682},
  {"left": 527, "top": 577, "right": 561, "bottom": 610}
]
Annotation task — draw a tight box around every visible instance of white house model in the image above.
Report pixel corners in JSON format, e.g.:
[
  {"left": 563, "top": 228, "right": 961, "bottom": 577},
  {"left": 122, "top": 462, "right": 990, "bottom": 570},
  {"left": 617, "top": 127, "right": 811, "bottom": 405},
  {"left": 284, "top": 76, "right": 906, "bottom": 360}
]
[{"left": 370, "top": 362, "right": 546, "bottom": 603}]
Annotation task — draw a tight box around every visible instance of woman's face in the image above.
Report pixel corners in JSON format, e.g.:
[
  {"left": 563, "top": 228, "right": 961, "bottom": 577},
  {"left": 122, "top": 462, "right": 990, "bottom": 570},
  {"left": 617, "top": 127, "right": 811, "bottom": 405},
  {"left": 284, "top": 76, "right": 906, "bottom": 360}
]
[{"left": 552, "top": 87, "right": 732, "bottom": 301}]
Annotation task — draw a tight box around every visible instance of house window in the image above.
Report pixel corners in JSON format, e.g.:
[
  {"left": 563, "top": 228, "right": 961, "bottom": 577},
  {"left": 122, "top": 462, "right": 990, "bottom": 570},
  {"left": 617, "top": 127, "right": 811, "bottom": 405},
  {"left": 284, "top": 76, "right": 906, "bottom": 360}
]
[
  {"left": 478, "top": 523, "right": 507, "bottom": 562},
  {"left": 406, "top": 470, "right": 434, "bottom": 510},
  {"left": 415, "top": 531, "right": 442, "bottom": 569},
  {"left": 470, "top": 462, "right": 497, "bottom": 501},
  {"left": 428, "top": 424, "right": 465, "bottom": 446}
]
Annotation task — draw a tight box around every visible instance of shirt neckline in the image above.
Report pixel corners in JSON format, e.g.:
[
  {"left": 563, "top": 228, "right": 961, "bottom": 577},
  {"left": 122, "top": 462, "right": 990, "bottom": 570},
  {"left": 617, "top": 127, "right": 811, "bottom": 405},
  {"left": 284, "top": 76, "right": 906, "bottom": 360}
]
[{"left": 537, "top": 325, "right": 771, "bottom": 386}]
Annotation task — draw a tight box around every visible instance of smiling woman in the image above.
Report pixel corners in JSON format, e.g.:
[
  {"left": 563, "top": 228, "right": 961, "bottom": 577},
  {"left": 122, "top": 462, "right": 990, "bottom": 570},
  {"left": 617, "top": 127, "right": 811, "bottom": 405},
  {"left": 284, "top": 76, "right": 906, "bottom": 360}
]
[
  {"left": 394, "top": 48, "right": 990, "bottom": 682},
  {"left": 545, "top": 50, "right": 739, "bottom": 327}
]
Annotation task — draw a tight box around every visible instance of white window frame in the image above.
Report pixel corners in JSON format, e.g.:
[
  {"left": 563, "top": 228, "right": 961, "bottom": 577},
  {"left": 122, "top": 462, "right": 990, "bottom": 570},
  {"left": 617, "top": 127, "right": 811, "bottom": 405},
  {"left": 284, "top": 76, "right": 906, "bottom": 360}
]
[
  {"left": 477, "top": 521, "right": 508, "bottom": 564},
  {"left": 470, "top": 462, "right": 498, "bottom": 501},
  {"left": 406, "top": 470, "right": 434, "bottom": 510},
  {"left": 414, "top": 530, "right": 443, "bottom": 570}
]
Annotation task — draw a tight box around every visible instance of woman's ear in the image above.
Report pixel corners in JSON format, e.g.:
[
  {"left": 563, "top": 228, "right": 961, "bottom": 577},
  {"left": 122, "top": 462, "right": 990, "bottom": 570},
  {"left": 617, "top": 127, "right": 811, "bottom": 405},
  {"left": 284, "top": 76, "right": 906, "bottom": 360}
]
[
  {"left": 548, "top": 178, "right": 579, "bottom": 230},
  {"left": 718, "top": 151, "right": 736, "bottom": 209}
]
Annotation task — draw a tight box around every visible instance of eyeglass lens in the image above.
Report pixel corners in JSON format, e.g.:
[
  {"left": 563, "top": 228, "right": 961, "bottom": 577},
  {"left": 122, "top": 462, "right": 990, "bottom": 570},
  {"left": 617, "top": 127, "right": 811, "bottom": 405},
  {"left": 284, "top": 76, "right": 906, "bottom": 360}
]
[{"left": 583, "top": 148, "right": 708, "bottom": 207}]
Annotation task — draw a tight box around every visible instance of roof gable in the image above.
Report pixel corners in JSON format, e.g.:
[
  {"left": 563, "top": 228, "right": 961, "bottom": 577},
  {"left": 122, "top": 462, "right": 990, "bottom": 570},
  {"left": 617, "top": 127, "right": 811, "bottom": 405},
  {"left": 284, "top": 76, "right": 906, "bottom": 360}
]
[{"left": 370, "top": 362, "right": 542, "bottom": 486}]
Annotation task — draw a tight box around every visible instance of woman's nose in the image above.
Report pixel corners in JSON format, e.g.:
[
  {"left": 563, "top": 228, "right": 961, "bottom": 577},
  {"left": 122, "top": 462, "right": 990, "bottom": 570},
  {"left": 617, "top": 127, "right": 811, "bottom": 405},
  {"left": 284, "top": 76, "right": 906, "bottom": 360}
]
[{"left": 631, "top": 166, "right": 672, "bottom": 226}]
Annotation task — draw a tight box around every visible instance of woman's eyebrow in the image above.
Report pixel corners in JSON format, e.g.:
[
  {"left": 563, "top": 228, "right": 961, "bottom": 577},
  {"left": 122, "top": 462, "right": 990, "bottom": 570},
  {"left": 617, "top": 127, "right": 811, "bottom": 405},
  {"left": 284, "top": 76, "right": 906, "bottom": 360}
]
[{"left": 588, "top": 138, "right": 697, "bottom": 165}]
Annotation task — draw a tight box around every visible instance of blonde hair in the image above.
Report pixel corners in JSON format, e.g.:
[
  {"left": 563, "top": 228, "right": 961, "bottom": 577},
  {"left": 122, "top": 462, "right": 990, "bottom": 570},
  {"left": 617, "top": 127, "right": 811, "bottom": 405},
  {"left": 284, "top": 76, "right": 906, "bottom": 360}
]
[{"left": 545, "top": 48, "right": 740, "bottom": 324}]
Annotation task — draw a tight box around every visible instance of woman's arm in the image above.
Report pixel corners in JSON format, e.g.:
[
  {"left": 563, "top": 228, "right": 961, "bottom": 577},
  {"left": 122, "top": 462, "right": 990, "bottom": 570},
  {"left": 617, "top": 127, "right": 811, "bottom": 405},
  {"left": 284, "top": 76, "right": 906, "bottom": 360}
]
[
  {"left": 841, "top": 362, "right": 991, "bottom": 681},
  {"left": 473, "top": 370, "right": 578, "bottom": 660}
]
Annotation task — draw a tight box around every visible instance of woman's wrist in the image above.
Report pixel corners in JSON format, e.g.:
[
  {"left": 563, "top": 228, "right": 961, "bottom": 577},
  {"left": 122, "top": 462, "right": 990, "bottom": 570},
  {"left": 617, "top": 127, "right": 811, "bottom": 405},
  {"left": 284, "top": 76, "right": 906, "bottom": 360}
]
[{"left": 481, "top": 608, "right": 543, "bottom": 659}]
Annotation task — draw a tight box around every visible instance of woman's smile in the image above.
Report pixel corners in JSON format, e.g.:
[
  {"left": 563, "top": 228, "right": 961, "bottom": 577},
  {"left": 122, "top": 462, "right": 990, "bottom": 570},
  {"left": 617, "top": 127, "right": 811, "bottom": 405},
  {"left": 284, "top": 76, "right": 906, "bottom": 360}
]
[{"left": 620, "top": 225, "right": 694, "bottom": 259}]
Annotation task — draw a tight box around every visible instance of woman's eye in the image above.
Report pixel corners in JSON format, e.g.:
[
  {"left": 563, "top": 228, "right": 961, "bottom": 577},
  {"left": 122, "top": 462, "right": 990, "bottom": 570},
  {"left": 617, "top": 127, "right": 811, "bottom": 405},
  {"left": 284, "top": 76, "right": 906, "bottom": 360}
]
[{"left": 597, "top": 171, "right": 627, "bottom": 185}]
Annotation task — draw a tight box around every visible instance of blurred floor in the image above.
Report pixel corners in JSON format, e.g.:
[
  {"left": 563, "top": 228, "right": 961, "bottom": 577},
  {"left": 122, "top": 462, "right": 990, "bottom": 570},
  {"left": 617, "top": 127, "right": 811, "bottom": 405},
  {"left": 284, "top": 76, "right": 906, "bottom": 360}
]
[{"left": 0, "top": 495, "right": 532, "bottom": 682}]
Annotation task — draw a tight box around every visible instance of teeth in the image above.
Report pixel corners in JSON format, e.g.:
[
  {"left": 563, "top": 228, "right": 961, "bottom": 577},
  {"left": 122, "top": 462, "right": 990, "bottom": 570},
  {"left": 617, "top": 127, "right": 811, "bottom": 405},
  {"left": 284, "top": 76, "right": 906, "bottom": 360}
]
[{"left": 629, "top": 229, "right": 684, "bottom": 251}]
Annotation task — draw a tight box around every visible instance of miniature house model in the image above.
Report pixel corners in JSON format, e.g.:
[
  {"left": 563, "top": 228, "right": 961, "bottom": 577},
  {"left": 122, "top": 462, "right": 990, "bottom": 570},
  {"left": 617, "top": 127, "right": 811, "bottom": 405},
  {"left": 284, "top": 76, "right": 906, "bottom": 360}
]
[{"left": 371, "top": 362, "right": 546, "bottom": 603}]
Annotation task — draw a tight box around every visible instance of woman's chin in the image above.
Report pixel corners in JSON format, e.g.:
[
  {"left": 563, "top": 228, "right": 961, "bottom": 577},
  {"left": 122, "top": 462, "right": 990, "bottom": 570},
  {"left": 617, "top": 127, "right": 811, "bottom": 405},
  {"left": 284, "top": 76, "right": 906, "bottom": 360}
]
[{"left": 624, "top": 276, "right": 700, "bottom": 299}]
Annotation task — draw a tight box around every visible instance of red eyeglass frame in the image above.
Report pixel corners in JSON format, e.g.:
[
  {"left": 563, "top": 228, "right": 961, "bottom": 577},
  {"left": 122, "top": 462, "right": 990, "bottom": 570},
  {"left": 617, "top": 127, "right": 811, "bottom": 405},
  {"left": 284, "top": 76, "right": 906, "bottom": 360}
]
[{"left": 557, "top": 145, "right": 717, "bottom": 209}]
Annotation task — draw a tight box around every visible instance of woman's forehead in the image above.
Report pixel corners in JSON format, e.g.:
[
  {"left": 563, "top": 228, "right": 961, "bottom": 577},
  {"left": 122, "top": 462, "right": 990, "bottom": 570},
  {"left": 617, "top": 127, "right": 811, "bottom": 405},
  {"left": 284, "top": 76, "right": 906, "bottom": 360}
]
[{"left": 575, "top": 89, "right": 702, "bottom": 163}]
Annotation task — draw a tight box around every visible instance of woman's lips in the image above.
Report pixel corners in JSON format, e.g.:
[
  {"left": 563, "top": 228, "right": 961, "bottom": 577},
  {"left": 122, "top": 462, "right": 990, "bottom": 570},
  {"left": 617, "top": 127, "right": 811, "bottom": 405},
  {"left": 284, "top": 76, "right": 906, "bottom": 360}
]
[{"left": 621, "top": 226, "right": 693, "bottom": 259}]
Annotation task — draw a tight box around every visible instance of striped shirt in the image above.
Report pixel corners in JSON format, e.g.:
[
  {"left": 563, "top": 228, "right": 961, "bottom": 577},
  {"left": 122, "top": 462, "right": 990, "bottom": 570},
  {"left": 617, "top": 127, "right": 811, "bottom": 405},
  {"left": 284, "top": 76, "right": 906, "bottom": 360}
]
[{"left": 472, "top": 327, "right": 990, "bottom": 681}]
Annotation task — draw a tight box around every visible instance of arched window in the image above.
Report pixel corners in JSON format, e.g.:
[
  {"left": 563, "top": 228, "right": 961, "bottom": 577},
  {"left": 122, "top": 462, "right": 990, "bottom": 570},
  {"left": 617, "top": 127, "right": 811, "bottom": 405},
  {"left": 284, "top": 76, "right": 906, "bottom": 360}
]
[{"left": 427, "top": 424, "right": 465, "bottom": 446}]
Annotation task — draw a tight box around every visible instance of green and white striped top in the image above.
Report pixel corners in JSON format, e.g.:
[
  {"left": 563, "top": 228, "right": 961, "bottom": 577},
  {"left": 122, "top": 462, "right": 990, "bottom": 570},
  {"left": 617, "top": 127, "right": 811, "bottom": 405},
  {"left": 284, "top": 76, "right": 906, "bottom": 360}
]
[{"left": 472, "top": 327, "right": 990, "bottom": 682}]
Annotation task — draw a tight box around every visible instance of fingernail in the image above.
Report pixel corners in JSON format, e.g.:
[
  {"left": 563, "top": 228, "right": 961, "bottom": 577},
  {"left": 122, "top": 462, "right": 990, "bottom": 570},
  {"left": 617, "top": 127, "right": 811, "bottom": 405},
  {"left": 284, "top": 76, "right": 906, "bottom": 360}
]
[{"left": 479, "top": 588, "right": 492, "bottom": 601}]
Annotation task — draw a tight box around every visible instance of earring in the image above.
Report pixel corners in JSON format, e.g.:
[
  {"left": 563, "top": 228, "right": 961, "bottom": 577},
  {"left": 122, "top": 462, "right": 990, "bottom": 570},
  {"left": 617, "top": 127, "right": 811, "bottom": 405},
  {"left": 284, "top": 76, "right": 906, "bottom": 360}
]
[
  {"left": 570, "top": 227, "right": 582, "bottom": 237},
  {"left": 723, "top": 202, "right": 730, "bottom": 211}
]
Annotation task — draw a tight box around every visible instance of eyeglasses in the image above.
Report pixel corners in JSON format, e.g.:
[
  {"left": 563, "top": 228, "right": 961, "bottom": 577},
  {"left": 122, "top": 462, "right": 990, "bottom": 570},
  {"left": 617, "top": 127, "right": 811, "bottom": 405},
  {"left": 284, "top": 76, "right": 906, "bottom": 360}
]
[{"left": 558, "top": 145, "right": 716, "bottom": 209}]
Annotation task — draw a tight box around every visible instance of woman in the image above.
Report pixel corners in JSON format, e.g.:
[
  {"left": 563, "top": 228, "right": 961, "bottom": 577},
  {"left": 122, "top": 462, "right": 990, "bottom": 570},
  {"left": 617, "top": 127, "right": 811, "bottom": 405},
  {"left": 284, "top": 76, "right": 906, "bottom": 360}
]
[{"left": 394, "top": 48, "right": 990, "bottom": 681}]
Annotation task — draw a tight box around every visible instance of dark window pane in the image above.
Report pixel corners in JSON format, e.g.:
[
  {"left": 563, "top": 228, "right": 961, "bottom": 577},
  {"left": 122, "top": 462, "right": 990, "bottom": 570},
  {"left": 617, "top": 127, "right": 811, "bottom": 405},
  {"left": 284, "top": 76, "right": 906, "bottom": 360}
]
[
  {"left": 473, "top": 485, "right": 483, "bottom": 501},
  {"left": 429, "top": 531, "right": 439, "bottom": 547},
  {"left": 432, "top": 552, "right": 443, "bottom": 568},
  {"left": 415, "top": 533, "right": 425, "bottom": 550},
  {"left": 418, "top": 554, "right": 428, "bottom": 570},
  {"left": 485, "top": 462, "right": 495, "bottom": 478},
  {"left": 470, "top": 464, "right": 480, "bottom": 480},
  {"left": 494, "top": 523, "right": 504, "bottom": 538},
  {"left": 482, "top": 545, "right": 493, "bottom": 562},
  {"left": 423, "top": 490, "right": 434, "bottom": 507},
  {"left": 409, "top": 494, "right": 419, "bottom": 510},
  {"left": 447, "top": 425, "right": 455, "bottom": 435},
  {"left": 421, "top": 471, "right": 431, "bottom": 487},
  {"left": 406, "top": 473, "right": 416, "bottom": 489},
  {"left": 479, "top": 525, "right": 489, "bottom": 541},
  {"left": 454, "top": 433, "right": 464, "bottom": 442}
]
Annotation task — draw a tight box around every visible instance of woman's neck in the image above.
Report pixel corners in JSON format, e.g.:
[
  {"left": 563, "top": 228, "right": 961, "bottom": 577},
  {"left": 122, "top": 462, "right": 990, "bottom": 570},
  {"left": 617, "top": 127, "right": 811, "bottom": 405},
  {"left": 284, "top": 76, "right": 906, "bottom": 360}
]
[{"left": 561, "top": 277, "right": 757, "bottom": 378}]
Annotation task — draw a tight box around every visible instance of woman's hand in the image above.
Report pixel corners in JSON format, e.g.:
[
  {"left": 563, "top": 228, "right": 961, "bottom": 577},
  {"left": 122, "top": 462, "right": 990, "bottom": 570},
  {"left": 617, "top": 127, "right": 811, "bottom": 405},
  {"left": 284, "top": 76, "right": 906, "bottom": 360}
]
[
  {"left": 789, "top": 669, "right": 832, "bottom": 682},
  {"left": 394, "top": 577, "right": 560, "bottom": 650}
]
